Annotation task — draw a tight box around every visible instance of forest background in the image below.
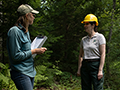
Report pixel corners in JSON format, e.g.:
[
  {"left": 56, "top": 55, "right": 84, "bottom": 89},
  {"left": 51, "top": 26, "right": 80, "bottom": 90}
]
[{"left": 0, "top": 0, "right": 120, "bottom": 90}]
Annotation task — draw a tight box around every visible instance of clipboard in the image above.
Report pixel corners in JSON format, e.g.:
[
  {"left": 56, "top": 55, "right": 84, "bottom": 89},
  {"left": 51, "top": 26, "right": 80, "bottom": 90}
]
[{"left": 31, "top": 35, "right": 47, "bottom": 58}]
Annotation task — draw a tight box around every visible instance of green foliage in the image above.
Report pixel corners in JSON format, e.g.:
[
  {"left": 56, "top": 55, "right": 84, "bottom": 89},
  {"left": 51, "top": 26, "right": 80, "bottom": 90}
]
[
  {"left": 34, "top": 62, "right": 62, "bottom": 89},
  {"left": 2, "top": 0, "right": 120, "bottom": 90},
  {"left": 104, "top": 60, "right": 120, "bottom": 90},
  {"left": 49, "top": 72, "right": 82, "bottom": 90},
  {"left": 0, "top": 63, "right": 9, "bottom": 86},
  {"left": 0, "top": 63, "right": 17, "bottom": 90},
  {"left": 98, "top": 0, "right": 120, "bottom": 89}
]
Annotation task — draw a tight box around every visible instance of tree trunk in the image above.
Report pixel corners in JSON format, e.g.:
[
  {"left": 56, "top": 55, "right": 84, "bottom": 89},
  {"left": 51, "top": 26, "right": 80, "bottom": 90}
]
[
  {"left": 106, "top": 0, "right": 116, "bottom": 80},
  {"left": 0, "top": 1, "right": 2, "bottom": 63}
]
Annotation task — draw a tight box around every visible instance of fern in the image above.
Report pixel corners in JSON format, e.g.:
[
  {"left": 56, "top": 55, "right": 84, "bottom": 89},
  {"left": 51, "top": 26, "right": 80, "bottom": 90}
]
[
  {"left": 0, "top": 63, "right": 9, "bottom": 85},
  {"left": 34, "top": 63, "right": 62, "bottom": 89},
  {"left": 0, "top": 73, "right": 9, "bottom": 84},
  {"left": 0, "top": 62, "right": 17, "bottom": 90},
  {"left": 0, "top": 62, "right": 7, "bottom": 69}
]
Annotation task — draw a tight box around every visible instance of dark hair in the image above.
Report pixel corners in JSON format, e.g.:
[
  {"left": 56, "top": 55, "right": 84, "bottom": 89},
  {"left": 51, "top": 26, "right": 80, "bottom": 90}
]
[{"left": 89, "top": 21, "right": 98, "bottom": 32}]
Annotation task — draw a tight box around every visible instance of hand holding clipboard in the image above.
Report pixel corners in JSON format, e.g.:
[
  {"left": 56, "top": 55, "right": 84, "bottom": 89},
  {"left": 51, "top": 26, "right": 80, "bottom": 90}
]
[{"left": 31, "top": 35, "right": 47, "bottom": 58}]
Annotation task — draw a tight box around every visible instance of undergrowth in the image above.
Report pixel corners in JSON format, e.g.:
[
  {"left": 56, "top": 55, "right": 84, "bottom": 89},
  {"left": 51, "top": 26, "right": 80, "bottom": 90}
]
[{"left": 0, "top": 62, "right": 119, "bottom": 90}]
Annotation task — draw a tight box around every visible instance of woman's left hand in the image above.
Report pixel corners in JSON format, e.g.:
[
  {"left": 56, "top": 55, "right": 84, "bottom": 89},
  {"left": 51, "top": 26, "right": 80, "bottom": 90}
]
[{"left": 97, "top": 70, "right": 103, "bottom": 80}]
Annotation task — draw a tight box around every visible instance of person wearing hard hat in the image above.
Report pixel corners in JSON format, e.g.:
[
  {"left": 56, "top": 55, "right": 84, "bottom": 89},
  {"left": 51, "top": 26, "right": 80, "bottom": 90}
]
[
  {"left": 7, "top": 4, "right": 47, "bottom": 90},
  {"left": 77, "top": 14, "right": 106, "bottom": 90}
]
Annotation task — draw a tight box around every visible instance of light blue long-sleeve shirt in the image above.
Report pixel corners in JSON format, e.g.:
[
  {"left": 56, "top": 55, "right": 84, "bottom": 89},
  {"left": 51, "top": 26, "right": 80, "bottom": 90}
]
[{"left": 7, "top": 24, "right": 36, "bottom": 77}]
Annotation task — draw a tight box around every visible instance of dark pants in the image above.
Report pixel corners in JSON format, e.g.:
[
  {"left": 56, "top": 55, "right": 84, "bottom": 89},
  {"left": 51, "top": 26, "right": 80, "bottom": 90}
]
[
  {"left": 10, "top": 70, "right": 34, "bottom": 90},
  {"left": 81, "top": 60, "right": 104, "bottom": 90}
]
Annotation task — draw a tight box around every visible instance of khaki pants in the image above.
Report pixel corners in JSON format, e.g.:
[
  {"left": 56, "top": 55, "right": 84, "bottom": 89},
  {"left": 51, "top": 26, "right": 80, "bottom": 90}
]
[{"left": 81, "top": 60, "right": 104, "bottom": 90}]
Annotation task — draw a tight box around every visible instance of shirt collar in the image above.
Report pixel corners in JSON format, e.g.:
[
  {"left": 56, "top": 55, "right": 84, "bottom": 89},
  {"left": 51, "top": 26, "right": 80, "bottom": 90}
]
[
  {"left": 17, "top": 23, "right": 26, "bottom": 32},
  {"left": 87, "top": 32, "right": 98, "bottom": 39}
]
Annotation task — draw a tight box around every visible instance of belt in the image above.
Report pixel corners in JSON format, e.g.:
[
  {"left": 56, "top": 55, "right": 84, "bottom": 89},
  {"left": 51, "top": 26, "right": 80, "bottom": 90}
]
[{"left": 83, "top": 59, "right": 100, "bottom": 62}]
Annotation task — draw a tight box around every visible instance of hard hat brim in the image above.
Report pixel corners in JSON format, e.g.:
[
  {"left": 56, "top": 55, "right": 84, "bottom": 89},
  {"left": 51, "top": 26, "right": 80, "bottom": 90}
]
[{"left": 81, "top": 21, "right": 98, "bottom": 26}]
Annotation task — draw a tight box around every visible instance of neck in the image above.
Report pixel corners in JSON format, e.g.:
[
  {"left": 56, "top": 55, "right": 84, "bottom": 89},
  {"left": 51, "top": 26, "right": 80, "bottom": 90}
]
[
  {"left": 25, "top": 28, "right": 28, "bottom": 33},
  {"left": 88, "top": 30, "right": 96, "bottom": 38},
  {"left": 25, "top": 23, "right": 29, "bottom": 33}
]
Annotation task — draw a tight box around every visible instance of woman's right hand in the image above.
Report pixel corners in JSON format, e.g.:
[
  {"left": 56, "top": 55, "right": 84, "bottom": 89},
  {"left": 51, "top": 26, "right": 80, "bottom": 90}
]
[
  {"left": 77, "top": 70, "right": 81, "bottom": 76},
  {"left": 31, "top": 47, "right": 47, "bottom": 54}
]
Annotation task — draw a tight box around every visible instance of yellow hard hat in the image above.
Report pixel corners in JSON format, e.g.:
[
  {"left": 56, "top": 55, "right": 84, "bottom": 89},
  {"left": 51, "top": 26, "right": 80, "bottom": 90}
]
[{"left": 81, "top": 14, "right": 98, "bottom": 26}]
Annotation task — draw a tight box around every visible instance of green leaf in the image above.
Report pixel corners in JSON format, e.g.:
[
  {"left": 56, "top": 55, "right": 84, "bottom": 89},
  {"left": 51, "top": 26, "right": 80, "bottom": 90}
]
[{"left": 0, "top": 73, "right": 9, "bottom": 84}]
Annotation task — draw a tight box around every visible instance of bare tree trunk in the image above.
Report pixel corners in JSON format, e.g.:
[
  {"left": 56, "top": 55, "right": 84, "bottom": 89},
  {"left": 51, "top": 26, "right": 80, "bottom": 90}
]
[
  {"left": 0, "top": 1, "right": 3, "bottom": 63},
  {"left": 106, "top": 0, "right": 116, "bottom": 81}
]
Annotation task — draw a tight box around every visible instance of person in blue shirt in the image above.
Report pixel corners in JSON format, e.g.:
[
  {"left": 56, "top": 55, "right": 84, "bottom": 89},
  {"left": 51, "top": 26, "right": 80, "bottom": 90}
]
[{"left": 7, "top": 4, "right": 47, "bottom": 90}]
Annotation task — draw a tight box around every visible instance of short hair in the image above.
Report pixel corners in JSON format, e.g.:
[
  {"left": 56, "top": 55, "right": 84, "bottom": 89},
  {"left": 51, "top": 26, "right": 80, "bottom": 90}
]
[{"left": 89, "top": 21, "right": 98, "bottom": 32}]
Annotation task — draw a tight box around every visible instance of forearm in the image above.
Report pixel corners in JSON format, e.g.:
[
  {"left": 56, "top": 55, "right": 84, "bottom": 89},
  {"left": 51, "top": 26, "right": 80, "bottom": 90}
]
[
  {"left": 78, "top": 57, "right": 83, "bottom": 70},
  {"left": 31, "top": 49, "right": 37, "bottom": 54},
  {"left": 78, "top": 48, "right": 83, "bottom": 70},
  {"left": 99, "top": 44, "right": 106, "bottom": 71},
  {"left": 99, "top": 53, "right": 105, "bottom": 71},
  {"left": 10, "top": 50, "right": 32, "bottom": 62},
  {"left": 31, "top": 47, "right": 47, "bottom": 55}
]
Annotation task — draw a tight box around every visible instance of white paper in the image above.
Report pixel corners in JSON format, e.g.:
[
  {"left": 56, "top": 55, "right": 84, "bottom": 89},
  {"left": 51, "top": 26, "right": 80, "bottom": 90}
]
[{"left": 31, "top": 36, "right": 47, "bottom": 58}]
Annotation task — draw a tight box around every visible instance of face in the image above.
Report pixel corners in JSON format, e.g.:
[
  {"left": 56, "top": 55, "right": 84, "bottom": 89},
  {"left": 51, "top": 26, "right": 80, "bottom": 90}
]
[
  {"left": 26, "top": 13, "right": 35, "bottom": 25},
  {"left": 84, "top": 22, "right": 94, "bottom": 33}
]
